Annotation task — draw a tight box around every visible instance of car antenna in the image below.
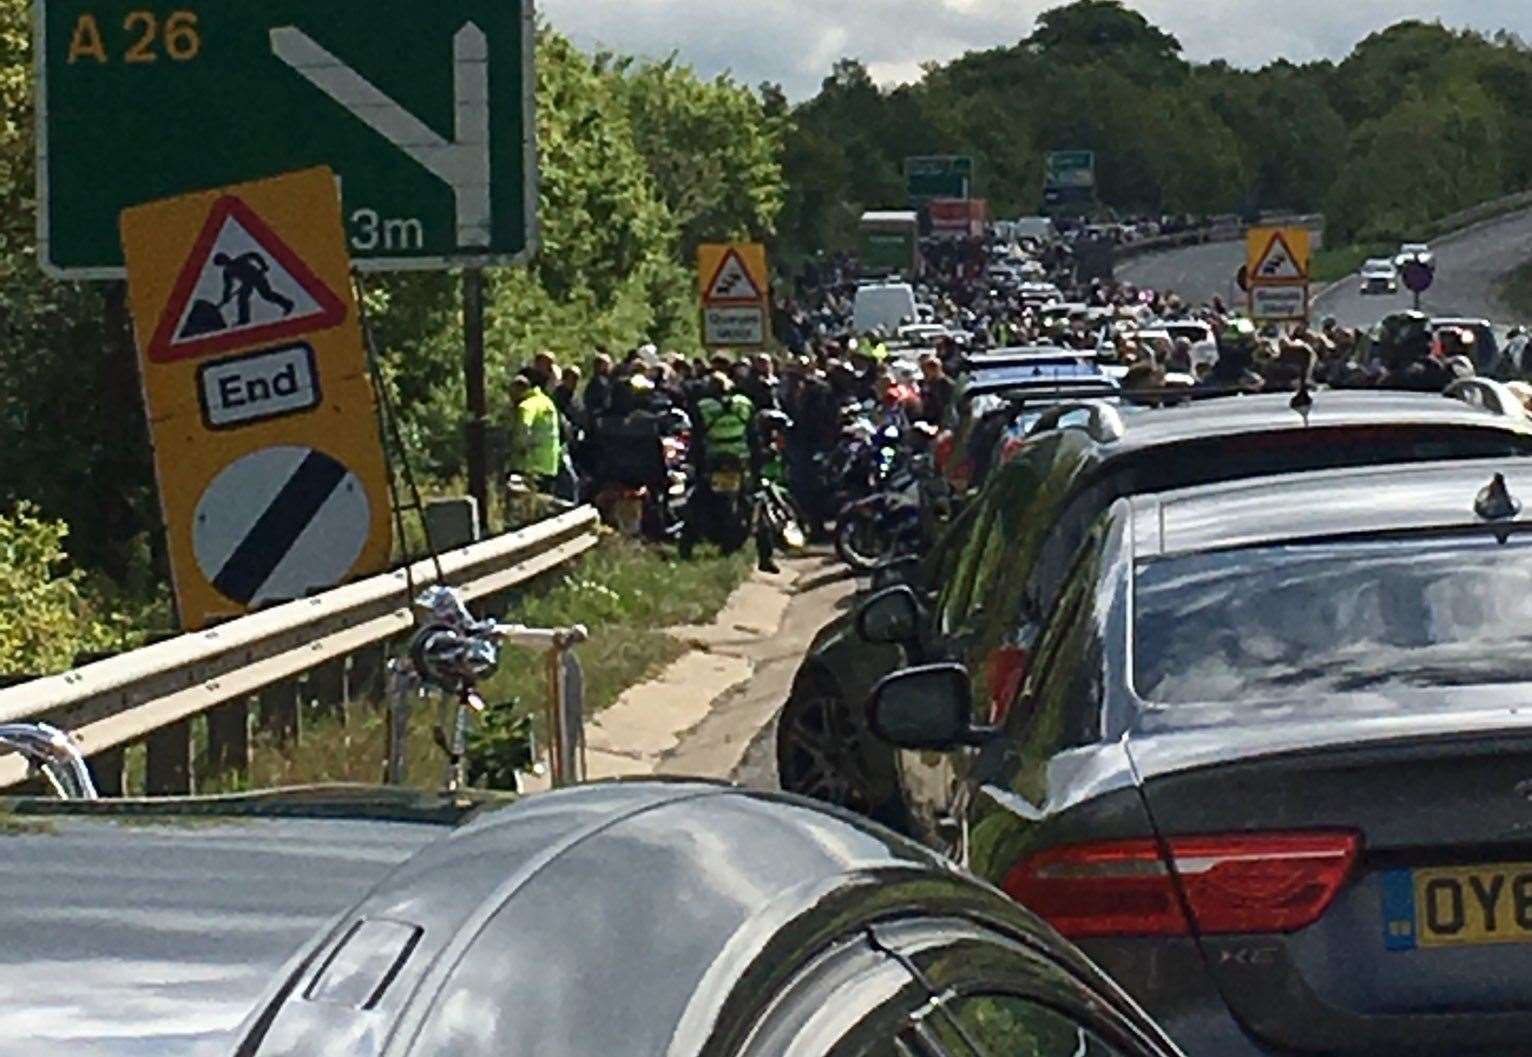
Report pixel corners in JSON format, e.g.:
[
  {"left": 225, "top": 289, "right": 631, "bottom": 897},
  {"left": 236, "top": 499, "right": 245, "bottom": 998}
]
[
  {"left": 1289, "top": 378, "right": 1314, "bottom": 424},
  {"left": 1474, "top": 472, "right": 1522, "bottom": 544}
]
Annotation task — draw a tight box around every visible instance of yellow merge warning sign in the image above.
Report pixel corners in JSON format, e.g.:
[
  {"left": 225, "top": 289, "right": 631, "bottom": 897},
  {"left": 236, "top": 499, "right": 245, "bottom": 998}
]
[{"left": 120, "top": 166, "right": 392, "bottom": 630}]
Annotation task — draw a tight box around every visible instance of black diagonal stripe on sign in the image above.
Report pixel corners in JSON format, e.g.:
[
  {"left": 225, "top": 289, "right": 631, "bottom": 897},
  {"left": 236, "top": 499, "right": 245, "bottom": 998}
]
[{"left": 213, "top": 451, "right": 347, "bottom": 605}]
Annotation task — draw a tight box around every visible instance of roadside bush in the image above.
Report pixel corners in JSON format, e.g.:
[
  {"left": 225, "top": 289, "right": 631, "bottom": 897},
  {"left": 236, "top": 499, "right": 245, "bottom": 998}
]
[{"left": 0, "top": 504, "right": 128, "bottom": 676}]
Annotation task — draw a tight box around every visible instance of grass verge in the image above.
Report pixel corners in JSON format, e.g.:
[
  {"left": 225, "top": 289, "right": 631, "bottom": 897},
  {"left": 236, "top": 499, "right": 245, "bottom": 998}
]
[
  {"left": 203, "top": 535, "right": 753, "bottom": 792},
  {"left": 1309, "top": 242, "right": 1394, "bottom": 285},
  {"left": 1495, "top": 259, "right": 1532, "bottom": 322}
]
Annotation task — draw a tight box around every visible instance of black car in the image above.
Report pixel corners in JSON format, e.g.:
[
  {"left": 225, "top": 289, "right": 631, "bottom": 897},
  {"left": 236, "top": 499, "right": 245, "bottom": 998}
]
[
  {"left": 870, "top": 459, "right": 1532, "bottom": 1057},
  {"left": 780, "top": 390, "right": 1532, "bottom": 832},
  {"left": 0, "top": 780, "right": 1184, "bottom": 1057}
]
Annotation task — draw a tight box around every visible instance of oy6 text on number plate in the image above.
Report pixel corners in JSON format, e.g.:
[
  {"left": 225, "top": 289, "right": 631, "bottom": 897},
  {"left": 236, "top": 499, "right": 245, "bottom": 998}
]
[{"left": 36, "top": 0, "right": 537, "bottom": 277}]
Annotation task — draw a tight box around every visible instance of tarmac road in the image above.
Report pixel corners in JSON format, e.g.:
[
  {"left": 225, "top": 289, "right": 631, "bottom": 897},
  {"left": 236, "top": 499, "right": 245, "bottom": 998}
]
[{"left": 1116, "top": 207, "right": 1532, "bottom": 329}]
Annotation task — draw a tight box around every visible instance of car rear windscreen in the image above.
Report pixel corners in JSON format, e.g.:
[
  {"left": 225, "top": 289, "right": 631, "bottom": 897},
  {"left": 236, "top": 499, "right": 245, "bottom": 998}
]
[
  {"left": 1134, "top": 535, "right": 1532, "bottom": 704},
  {"left": 1132, "top": 427, "right": 1532, "bottom": 491}
]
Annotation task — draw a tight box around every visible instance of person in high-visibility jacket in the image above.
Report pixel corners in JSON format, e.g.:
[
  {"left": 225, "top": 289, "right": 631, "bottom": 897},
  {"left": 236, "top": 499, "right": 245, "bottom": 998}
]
[
  {"left": 695, "top": 377, "right": 755, "bottom": 468},
  {"left": 508, "top": 370, "right": 563, "bottom": 492},
  {"left": 680, "top": 372, "right": 778, "bottom": 573}
]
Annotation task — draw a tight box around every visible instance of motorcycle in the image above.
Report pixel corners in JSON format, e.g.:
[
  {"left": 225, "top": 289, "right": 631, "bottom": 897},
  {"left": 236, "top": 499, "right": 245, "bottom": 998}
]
[
  {"left": 754, "top": 411, "right": 809, "bottom": 552},
  {"left": 590, "top": 408, "right": 693, "bottom": 541},
  {"left": 834, "top": 452, "right": 940, "bottom": 573}
]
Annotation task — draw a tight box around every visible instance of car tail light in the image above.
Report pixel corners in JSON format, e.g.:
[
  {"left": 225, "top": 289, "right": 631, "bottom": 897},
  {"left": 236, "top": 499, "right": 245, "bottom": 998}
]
[{"left": 1003, "top": 831, "right": 1361, "bottom": 938}]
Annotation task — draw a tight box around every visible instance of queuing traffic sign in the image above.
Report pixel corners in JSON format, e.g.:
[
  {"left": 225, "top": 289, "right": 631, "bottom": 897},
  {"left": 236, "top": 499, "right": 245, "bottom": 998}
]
[
  {"left": 698, "top": 243, "right": 771, "bottom": 348},
  {"left": 37, "top": 0, "right": 536, "bottom": 276},
  {"left": 1246, "top": 226, "right": 1311, "bottom": 323},
  {"left": 121, "top": 167, "right": 392, "bottom": 629},
  {"left": 1246, "top": 227, "right": 1311, "bottom": 282}
]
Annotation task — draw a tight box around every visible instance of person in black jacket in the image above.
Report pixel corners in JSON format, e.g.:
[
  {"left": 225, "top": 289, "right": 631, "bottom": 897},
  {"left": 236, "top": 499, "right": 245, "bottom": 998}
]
[{"left": 582, "top": 352, "right": 615, "bottom": 420}]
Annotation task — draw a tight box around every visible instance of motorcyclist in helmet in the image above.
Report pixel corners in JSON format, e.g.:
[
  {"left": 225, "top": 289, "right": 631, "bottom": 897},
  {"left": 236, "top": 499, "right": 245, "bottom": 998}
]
[
  {"left": 1204, "top": 318, "right": 1264, "bottom": 390},
  {"left": 1376, "top": 310, "right": 1454, "bottom": 392}
]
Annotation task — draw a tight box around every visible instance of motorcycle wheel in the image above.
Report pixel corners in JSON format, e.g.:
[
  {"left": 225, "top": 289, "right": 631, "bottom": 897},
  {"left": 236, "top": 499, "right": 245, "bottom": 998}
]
[
  {"left": 765, "top": 487, "right": 810, "bottom": 552},
  {"left": 835, "top": 506, "right": 894, "bottom": 572}
]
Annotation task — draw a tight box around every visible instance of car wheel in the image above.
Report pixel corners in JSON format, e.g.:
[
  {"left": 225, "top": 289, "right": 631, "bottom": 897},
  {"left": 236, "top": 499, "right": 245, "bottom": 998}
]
[{"left": 776, "top": 673, "right": 879, "bottom": 816}]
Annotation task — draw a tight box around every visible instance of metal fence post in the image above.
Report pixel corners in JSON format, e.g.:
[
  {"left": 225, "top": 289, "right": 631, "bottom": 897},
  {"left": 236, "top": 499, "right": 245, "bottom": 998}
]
[
  {"left": 89, "top": 747, "right": 126, "bottom": 797},
  {"left": 258, "top": 679, "right": 301, "bottom": 745},
  {"left": 145, "top": 721, "right": 193, "bottom": 794},
  {"left": 206, "top": 697, "right": 251, "bottom": 783}
]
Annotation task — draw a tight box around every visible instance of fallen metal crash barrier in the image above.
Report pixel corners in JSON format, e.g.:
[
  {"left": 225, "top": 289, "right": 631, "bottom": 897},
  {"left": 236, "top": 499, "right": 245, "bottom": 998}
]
[{"left": 0, "top": 506, "right": 600, "bottom": 794}]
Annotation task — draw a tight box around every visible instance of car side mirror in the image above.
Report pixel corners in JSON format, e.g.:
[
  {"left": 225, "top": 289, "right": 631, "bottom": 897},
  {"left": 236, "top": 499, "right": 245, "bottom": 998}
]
[
  {"left": 857, "top": 586, "right": 924, "bottom": 645},
  {"left": 870, "top": 555, "right": 921, "bottom": 593},
  {"left": 867, "top": 664, "right": 995, "bottom": 751}
]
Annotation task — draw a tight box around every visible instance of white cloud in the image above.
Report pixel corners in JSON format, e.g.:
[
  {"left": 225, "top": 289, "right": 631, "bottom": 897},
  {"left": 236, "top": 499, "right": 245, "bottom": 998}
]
[{"left": 535, "top": 0, "right": 1532, "bottom": 98}]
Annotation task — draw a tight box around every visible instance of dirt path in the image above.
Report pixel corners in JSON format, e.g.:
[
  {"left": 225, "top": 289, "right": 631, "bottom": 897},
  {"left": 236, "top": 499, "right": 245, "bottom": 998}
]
[{"left": 577, "top": 551, "right": 856, "bottom": 788}]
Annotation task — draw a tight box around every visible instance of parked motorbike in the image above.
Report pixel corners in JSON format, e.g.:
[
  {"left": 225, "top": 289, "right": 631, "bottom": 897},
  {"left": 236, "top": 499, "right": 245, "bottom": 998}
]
[{"left": 834, "top": 452, "right": 940, "bottom": 573}]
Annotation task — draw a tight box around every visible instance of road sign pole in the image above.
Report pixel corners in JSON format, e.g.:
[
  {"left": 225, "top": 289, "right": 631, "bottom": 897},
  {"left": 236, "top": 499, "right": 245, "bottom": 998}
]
[{"left": 462, "top": 268, "right": 489, "bottom": 522}]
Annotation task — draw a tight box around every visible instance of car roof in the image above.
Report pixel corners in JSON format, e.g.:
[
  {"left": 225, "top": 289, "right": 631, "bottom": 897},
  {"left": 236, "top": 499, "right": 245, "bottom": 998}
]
[
  {"left": 1131, "top": 459, "right": 1532, "bottom": 559},
  {"left": 192, "top": 782, "right": 1083, "bottom": 1057},
  {"left": 1097, "top": 390, "right": 1525, "bottom": 456}
]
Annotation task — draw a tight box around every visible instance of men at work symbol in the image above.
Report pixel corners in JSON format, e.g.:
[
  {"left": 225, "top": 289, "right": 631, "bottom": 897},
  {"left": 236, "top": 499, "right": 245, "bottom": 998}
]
[{"left": 180, "top": 251, "right": 295, "bottom": 337}]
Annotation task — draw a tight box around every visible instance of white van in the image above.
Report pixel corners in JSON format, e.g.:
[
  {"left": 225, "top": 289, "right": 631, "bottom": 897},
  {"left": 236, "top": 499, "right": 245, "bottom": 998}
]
[{"left": 853, "top": 282, "right": 919, "bottom": 335}]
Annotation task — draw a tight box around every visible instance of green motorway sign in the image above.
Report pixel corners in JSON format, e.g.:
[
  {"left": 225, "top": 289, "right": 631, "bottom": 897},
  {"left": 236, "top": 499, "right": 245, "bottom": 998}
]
[
  {"left": 905, "top": 155, "right": 973, "bottom": 202},
  {"left": 37, "top": 0, "right": 535, "bottom": 276},
  {"left": 1044, "top": 150, "right": 1096, "bottom": 190}
]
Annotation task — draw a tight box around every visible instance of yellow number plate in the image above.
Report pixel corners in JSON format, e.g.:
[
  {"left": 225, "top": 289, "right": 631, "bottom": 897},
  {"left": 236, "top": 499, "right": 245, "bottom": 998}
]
[
  {"left": 1411, "top": 863, "right": 1532, "bottom": 948},
  {"left": 710, "top": 471, "right": 743, "bottom": 492}
]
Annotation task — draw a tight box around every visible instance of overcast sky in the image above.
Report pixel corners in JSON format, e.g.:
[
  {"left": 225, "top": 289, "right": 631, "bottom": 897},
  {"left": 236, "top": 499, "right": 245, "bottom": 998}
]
[{"left": 537, "top": 0, "right": 1532, "bottom": 99}]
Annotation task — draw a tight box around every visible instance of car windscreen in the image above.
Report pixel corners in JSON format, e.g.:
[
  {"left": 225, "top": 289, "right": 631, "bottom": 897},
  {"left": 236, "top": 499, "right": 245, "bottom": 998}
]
[{"left": 1134, "top": 534, "right": 1532, "bottom": 704}]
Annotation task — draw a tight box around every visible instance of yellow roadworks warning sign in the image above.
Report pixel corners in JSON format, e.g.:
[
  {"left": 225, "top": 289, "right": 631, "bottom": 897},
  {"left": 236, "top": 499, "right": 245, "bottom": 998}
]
[{"left": 121, "top": 166, "right": 392, "bottom": 630}]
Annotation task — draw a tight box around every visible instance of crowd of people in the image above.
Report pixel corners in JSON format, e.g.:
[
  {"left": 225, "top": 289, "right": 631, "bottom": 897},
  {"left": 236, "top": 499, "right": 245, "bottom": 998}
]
[{"left": 505, "top": 225, "right": 1532, "bottom": 570}]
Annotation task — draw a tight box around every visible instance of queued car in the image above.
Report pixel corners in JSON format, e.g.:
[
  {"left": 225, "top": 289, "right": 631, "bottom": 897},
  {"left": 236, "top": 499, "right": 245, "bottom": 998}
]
[
  {"left": 0, "top": 778, "right": 1184, "bottom": 1057},
  {"left": 868, "top": 458, "right": 1532, "bottom": 1057},
  {"left": 1395, "top": 241, "right": 1434, "bottom": 268},
  {"left": 1360, "top": 258, "right": 1400, "bottom": 295},
  {"left": 777, "top": 390, "right": 1532, "bottom": 832},
  {"left": 1431, "top": 316, "right": 1500, "bottom": 375},
  {"left": 938, "top": 356, "right": 1118, "bottom": 493}
]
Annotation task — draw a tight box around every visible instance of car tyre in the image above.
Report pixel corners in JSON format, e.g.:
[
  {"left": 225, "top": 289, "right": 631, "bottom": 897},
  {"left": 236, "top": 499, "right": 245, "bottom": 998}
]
[{"left": 776, "top": 671, "right": 881, "bottom": 817}]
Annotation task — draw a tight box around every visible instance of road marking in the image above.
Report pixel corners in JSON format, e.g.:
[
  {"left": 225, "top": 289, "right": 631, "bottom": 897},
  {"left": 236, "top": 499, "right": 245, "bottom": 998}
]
[{"left": 270, "top": 23, "right": 491, "bottom": 248}]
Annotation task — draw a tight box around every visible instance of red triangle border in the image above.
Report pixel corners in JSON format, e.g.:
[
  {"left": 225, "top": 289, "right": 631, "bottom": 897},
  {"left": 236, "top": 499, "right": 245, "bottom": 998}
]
[
  {"left": 146, "top": 195, "right": 348, "bottom": 364},
  {"left": 703, "top": 247, "right": 765, "bottom": 305}
]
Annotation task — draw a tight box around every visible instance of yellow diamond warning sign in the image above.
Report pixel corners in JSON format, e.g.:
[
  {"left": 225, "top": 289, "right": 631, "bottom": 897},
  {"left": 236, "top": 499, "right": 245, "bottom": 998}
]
[{"left": 121, "top": 167, "right": 392, "bottom": 630}]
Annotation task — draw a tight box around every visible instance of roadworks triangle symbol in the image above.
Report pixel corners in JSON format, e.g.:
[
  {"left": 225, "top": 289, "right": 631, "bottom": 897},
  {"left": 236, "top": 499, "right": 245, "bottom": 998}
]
[
  {"left": 704, "top": 248, "right": 764, "bottom": 303},
  {"left": 147, "top": 195, "right": 347, "bottom": 364},
  {"left": 1254, "top": 231, "right": 1306, "bottom": 281}
]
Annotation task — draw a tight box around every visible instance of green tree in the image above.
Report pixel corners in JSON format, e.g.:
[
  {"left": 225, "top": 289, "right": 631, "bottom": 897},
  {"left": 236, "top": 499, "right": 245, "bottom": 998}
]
[{"left": 610, "top": 56, "right": 785, "bottom": 260}]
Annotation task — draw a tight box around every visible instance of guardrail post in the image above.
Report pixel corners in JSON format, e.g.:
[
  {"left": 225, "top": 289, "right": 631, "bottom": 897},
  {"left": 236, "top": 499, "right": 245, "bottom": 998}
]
[
  {"left": 347, "top": 644, "right": 387, "bottom": 707},
  {"left": 89, "top": 748, "right": 126, "bottom": 797},
  {"left": 145, "top": 721, "right": 193, "bottom": 794},
  {"left": 258, "top": 679, "right": 301, "bottom": 745},
  {"left": 206, "top": 697, "right": 251, "bottom": 782},
  {"left": 305, "top": 659, "right": 347, "bottom": 721}
]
